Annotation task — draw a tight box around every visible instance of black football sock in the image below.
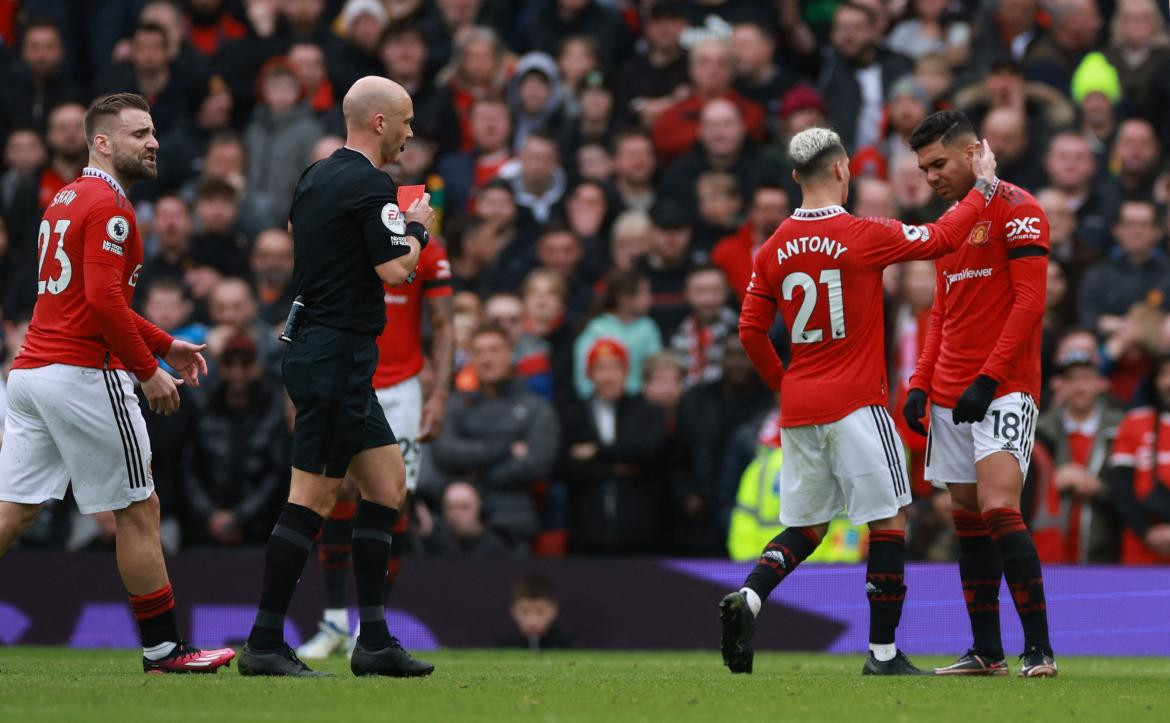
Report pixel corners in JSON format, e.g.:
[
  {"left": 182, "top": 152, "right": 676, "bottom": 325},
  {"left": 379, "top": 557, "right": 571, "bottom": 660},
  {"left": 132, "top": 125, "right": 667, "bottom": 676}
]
[
  {"left": 319, "top": 502, "right": 357, "bottom": 614},
  {"left": 953, "top": 508, "right": 1004, "bottom": 660},
  {"left": 985, "top": 507, "right": 1052, "bottom": 656},
  {"left": 129, "top": 583, "right": 180, "bottom": 654},
  {"left": 352, "top": 500, "right": 399, "bottom": 649},
  {"left": 743, "top": 527, "right": 823, "bottom": 602},
  {"left": 383, "top": 511, "right": 409, "bottom": 603},
  {"left": 248, "top": 503, "right": 324, "bottom": 650},
  {"left": 866, "top": 529, "right": 907, "bottom": 647}
]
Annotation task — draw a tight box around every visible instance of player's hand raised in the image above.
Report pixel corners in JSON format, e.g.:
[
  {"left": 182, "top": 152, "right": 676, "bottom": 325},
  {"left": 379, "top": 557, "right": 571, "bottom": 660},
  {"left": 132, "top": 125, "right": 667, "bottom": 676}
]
[
  {"left": 142, "top": 366, "right": 182, "bottom": 415},
  {"left": 405, "top": 193, "right": 434, "bottom": 233},
  {"left": 970, "top": 139, "right": 997, "bottom": 188},
  {"left": 164, "top": 340, "right": 209, "bottom": 388}
]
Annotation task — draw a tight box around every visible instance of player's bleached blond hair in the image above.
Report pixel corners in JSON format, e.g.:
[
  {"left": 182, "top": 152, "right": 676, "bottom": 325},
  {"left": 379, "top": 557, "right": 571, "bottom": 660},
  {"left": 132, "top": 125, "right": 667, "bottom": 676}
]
[{"left": 788, "top": 127, "right": 846, "bottom": 180}]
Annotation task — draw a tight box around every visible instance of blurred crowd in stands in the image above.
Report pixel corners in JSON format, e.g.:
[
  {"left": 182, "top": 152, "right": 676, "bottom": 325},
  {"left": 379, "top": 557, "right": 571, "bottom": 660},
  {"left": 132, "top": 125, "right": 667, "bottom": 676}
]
[{"left": 1, "top": 0, "right": 1169, "bottom": 565}]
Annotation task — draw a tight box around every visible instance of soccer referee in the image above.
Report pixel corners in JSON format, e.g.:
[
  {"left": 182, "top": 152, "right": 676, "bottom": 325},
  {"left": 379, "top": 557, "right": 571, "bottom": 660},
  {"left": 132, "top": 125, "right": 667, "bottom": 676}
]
[{"left": 239, "top": 76, "right": 435, "bottom": 678}]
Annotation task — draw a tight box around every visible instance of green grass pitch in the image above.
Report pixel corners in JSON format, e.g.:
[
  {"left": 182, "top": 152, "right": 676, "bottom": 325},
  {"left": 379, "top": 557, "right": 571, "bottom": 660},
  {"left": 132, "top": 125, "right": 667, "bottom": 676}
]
[{"left": 2, "top": 648, "right": 1168, "bottom": 722}]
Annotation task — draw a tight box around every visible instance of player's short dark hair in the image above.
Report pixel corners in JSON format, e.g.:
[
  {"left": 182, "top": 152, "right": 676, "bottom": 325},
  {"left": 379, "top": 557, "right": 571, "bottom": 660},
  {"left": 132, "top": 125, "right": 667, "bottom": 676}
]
[
  {"left": 909, "top": 110, "right": 976, "bottom": 151},
  {"left": 84, "top": 92, "right": 151, "bottom": 144},
  {"left": 512, "top": 574, "right": 556, "bottom": 602}
]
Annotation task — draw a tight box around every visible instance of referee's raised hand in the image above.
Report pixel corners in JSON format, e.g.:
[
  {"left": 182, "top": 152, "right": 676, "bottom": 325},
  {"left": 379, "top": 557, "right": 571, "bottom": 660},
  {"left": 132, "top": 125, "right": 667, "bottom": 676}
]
[{"left": 405, "top": 193, "right": 434, "bottom": 232}]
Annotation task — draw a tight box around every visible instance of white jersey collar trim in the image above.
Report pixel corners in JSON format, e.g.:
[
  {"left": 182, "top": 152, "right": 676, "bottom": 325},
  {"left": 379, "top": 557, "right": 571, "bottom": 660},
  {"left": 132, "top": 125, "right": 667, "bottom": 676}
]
[
  {"left": 792, "top": 205, "right": 846, "bottom": 220},
  {"left": 82, "top": 167, "right": 126, "bottom": 197}
]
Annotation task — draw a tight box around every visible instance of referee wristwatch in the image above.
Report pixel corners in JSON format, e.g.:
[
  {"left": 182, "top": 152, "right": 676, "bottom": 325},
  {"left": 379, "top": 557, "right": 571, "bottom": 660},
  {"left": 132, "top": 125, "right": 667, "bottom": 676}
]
[{"left": 405, "top": 221, "right": 429, "bottom": 250}]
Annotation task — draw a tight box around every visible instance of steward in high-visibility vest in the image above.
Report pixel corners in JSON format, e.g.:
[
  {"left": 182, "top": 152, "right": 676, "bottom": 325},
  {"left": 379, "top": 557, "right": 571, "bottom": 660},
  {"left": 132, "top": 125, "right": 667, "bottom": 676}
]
[{"left": 727, "top": 412, "right": 867, "bottom": 562}]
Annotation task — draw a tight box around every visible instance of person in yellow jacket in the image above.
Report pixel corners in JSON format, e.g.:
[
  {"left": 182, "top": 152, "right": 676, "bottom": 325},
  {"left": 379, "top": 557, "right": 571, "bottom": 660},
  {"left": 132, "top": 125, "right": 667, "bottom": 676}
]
[{"left": 727, "top": 410, "right": 867, "bottom": 562}]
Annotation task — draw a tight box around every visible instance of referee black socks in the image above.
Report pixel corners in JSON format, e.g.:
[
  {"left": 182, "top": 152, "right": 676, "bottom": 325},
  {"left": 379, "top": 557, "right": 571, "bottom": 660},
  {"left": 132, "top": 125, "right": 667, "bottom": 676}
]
[
  {"left": 248, "top": 503, "right": 324, "bottom": 651},
  {"left": 352, "top": 500, "right": 399, "bottom": 650}
]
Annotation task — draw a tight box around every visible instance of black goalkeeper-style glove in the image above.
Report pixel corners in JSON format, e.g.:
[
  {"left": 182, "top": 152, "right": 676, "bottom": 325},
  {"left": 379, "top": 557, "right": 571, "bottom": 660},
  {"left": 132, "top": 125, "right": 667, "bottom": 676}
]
[
  {"left": 903, "top": 388, "right": 928, "bottom": 436},
  {"left": 952, "top": 375, "right": 998, "bottom": 424}
]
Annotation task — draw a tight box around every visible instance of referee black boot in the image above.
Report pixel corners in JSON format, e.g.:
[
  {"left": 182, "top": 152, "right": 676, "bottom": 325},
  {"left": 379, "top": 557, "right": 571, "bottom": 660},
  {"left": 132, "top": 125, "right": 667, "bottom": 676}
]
[
  {"left": 238, "top": 643, "right": 333, "bottom": 677},
  {"left": 350, "top": 637, "right": 435, "bottom": 677}
]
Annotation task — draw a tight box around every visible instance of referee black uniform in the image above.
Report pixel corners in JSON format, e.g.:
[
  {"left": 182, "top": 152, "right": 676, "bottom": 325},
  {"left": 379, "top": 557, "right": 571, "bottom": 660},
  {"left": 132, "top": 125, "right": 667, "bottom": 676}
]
[{"left": 283, "top": 146, "right": 417, "bottom": 478}]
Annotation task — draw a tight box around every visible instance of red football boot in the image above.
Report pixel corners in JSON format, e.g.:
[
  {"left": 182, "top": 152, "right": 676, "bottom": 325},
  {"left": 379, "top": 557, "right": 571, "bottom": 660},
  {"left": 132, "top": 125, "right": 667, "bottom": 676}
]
[{"left": 143, "top": 642, "right": 237, "bottom": 674}]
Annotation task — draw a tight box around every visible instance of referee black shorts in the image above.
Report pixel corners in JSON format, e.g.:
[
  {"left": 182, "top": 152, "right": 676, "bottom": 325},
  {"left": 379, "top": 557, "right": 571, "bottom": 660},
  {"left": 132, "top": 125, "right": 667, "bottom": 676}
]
[{"left": 282, "top": 324, "right": 396, "bottom": 478}]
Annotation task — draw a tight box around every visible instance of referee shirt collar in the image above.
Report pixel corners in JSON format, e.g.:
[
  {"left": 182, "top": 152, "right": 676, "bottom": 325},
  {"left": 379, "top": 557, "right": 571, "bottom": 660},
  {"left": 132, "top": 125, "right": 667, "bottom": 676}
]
[
  {"left": 82, "top": 166, "right": 126, "bottom": 197},
  {"left": 343, "top": 145, "right": 377, "bottom": 167}
]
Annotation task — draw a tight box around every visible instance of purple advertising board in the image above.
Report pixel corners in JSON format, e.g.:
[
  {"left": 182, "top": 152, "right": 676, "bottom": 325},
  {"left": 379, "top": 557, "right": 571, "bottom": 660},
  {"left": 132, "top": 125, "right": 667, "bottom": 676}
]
[{"left": 1, "top": 552, "right": 1167, "bottom": 655}]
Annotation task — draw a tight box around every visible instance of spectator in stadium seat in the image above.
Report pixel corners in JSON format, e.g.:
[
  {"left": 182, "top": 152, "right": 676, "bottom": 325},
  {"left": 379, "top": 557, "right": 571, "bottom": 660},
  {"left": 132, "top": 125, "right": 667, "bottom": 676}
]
[
  {"left": 573, "top": 269, "right": 661, "bottom": 400},
  {"left": 1037, "top": 188, "right": 1094, "bottom": 274},
  {"left": 182, "top": 335, "right": 288, "bottom": 546},
  {"left": 670, "top": 265, "right": 737, "bottom": 390},
  {"left": 671, "top": 335, "right": 773, "bottom": 555},
  {"left": 97, "top": 22, "right": 190, "bottom": 138},
  {"left": 818, "top": 2, "right": 912, "bottom": 152},
  {"left": 659, "top": 99, "right": 777, "bottom": 223},
  {"left": 890, "top": 153, "right": 945, "bottom": 224},
  {"left": 639, "top": 200, "right": 695, "bottom": 339},
  {"left": 954, "top": 60, "right": 1074, "bottom": 158},
  {"left": 560, "top": 338, "right": 668, "bottom": 554},
  {"left": 1104, "top": 0, "right": 1170, "bottom": 113},
  {"left": 1072, "top": 53, "right": 1121, "bottom": 166},
  {"left": 433, "top": 26, "right": 511, "bottom": 154},
  {"left": 498, "top": 131, "right": 568, "bottom": 225},
  {"left": 557, "top": 35, "right": 601, "bottom": 108},
  {"left": 1044, "top": 132, "right": 1121, "bottom": 256},
  {"left": 243, "top": 58, "right": 323, "bottom": 229},
  {"left": 1113, "top": 118, "right": 1162, "bottom": 202},
  {"left": 436, "top": 98, "right": 514, "bottom": 215},
  {"left": 331, "top": 0, "right": 388, "bottom": 96},
  {"left": 535, "top": 223, "right": 594, "bottom": 325},
  {"left": 691, "top": 171, "right": 742, "bottom": 255},
  {"left": 417, "top": 480, "right": 511, "bottom": 557},
  {"left": 608, "top": 209, "right": 651, "bottom": 275},
  {"left": 1078, "top": 200, "right": 1170, "bottom": 336},
  {"left": 651, "top": 37, "right": 766, "bottom": 163},
  {"left": 1031, "top": 336, "right": 1125, "bottom": 563},
  {"left": 378, "top": 22, "right": 457, "bottom": 150},
  {"left": 1, "top": 17, "right": 81, "bottom": 135},
  {"left": 966, "top": 0, "right": 1044, "bottom": 75},
  {"left": 138, "top": 194, "right": 197, "bottom": 299},
  {"left": 507, "top": 53, "right": 568, "bottom": 153},
  {"left": 522, "top": 268, "right": 576, "bottom": 410},
  {"left": 288, "top": 41, "right": 343, "bottom": 132},
  {"left": 887, "top": 0, "right": 972, "bottom": 66},
  {"left": 1, "top": 130, "right": 45, "bottom": 214},
  {"left": 251, "top": 228, "right": 296, "bottom": 326},
  {"left": 608, "top": 130, "right": 657, "bottom": 214},
  {"left": 498, "top": 575, "right": 575, "bottom": 649},
  {"left": 205, "top": 277, "right": 282, "bottom": 376},
  {"left": 981, "top": 106, "right": 1046, "bottom": 192},
  {"left": 186, "top": 0, "right": 249, "bottom": 58},
  {"left": 139, "top": 0, "right": 214, "bottom": 106},
  {"left": 614, "top": 0, "right": 688, "bottom": 129},
  {"left": 730, "top": 20, "right": 797, "bottom": 125},
  {"left": 1104, "top": 353, "right": 1170, "bottom": 564},
  {"left": 564, "top": 180, "right": 612, "bottom": 286},
  {"left": 485, "top": 291, "right": 551, "bottom": 400},
  {"left": 851, "top": 177, "right": 896, "bottom": 219},
  {"left": 851, "top": 77, "right": 932, "bottom": 180},
  {"left": 419, "top": 0, "right": 511, "bottom": 77},
  {"left": 431, "top": 324, "right": 561, "bottom": 549},
  {"left": 142, "top": 278, "right": 208, "bottom": 352},
  {"left": 516, "top": 0, "right": 633, "bottom": 75},
  {"left": 32, "top": 102, "right": 87, "bottom": 214},
  {"left": 1024, "top": 0, "right": 1103, "bottom": 93},
  {"left": 190, "top": 177, "right": 250, "bottom": 278},
  {"left": 559, "top": 71, "right": 616, "bottom": 158}
]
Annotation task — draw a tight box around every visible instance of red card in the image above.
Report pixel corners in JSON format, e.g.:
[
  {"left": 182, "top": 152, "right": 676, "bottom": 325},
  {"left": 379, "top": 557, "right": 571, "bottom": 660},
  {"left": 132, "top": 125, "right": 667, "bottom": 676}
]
[{"left": 398, "top": 184, "right": 425, "bottom": 211}]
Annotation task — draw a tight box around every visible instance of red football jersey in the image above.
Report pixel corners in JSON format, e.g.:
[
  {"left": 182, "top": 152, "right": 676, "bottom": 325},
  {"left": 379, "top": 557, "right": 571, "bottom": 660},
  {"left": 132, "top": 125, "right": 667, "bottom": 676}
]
[
  {"left": 1107, "top": 408, "right": 1170, "bottom": 564},
  {"left": 909, "top": 181, "right": 1049, "bottom": 408},
  {"left": 372, "top": 240, "right": 453, "bottom": 388},
  {"left": 740, "top": 189, "right": 987, "bottom": 427},
  {"left": 15, "top": 169, "right": 172, "bottom": 380}
]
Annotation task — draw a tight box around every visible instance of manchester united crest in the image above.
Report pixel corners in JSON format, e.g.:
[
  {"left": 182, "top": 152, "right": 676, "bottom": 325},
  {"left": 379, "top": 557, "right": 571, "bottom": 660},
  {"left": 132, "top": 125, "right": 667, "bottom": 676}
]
[{"left": 968, "top": 220, "right": 992, "bottom": 246}]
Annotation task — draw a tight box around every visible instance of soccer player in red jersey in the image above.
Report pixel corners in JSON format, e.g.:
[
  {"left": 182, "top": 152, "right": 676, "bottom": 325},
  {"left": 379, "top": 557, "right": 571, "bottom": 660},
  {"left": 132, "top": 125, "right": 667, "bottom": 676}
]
[
  {"left": 719, "top": 126, "right": 999, "bottom": 676},
  {"left": 297, "top": 235, "right": 454, "bottom": 659},
  {"left": 902, "top": 111, "right": 1057, "bottom": 678},
  {"left": 0, "top": 94, "right": 235, "bottom": 673}
]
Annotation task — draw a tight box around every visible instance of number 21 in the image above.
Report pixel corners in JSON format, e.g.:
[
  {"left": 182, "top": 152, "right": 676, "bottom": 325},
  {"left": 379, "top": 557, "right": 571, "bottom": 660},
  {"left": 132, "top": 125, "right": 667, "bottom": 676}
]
[{"left": 782, "top": 269, "right": 846, "bottom": 344}]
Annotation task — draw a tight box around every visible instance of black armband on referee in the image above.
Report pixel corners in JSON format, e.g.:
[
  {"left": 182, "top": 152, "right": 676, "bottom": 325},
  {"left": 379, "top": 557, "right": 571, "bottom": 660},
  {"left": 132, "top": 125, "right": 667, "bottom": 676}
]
[{"left": 406, "top": 221, "right": 429, "bottom": 250}]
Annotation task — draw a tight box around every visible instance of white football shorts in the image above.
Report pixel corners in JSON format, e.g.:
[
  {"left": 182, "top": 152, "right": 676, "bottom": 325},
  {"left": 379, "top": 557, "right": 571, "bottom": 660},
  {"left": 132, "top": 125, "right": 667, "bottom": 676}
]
[
  {"left": 779, "top": 405, "right": 912, "bottom": 527},
  {"left": 376, "top": 375, "right": 422, "bottom": 492},
  {"left": 924, "top": 392, "right": 1037, "bottom": 487},
  {"left": 0, "top": 365, "right": 154, "bottom": 514}
]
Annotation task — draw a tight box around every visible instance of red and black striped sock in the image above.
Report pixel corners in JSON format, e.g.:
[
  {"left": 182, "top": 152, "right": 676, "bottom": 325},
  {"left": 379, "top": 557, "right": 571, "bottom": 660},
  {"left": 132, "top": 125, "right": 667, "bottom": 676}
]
[
  {"left": 866, "top": 529, "right": 906, "bottom": 646},
  {"left": 953, "top": 508, "right": 1004, "bottom": 660},
  {"left": 743, "top": 527, "right": 823, "bottom": 601},
  {"left": 319, "top": 500, "right": 357, "bottom": 611},
  {"left": 984, "top": 507, "right": 1052, "bottom": 656},
  {"left": 129, "top": 582, "right": 179, "bottom": 649}
]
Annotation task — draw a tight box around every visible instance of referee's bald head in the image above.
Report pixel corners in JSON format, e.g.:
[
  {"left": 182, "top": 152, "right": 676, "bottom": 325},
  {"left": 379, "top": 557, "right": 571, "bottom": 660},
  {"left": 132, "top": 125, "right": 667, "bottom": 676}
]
[{"left": 342, "top": 76, "right": 414, "bottom": 165}]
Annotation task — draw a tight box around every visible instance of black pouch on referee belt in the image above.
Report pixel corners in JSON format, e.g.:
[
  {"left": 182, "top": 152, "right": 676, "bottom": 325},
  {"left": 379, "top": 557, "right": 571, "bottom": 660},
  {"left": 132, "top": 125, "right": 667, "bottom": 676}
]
[{"left": 280, "top": 295, "right": 306, "bottom": 343}]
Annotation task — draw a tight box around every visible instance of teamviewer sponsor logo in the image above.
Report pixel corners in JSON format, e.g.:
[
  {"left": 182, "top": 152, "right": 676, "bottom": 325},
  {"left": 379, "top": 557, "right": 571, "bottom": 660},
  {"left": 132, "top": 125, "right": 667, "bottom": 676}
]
[
  {"left": 1006, "top": 216, "right": 1041, "bottom": 242},
  {"left": 945, "top": 267, "right": 992, "bottom": 292}
]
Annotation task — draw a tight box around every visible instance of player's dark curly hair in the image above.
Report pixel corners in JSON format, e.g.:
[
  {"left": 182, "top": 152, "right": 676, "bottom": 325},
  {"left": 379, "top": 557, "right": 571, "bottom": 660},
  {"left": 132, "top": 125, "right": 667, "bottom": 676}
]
[{"left": 908, "top": 110, "right": 976, "bottom": 152}]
